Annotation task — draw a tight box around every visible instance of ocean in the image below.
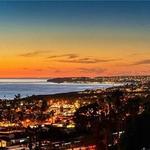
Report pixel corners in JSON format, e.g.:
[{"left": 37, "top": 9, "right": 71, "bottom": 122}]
[{"left": 0, "top": 79, "right": 120, "bottom": 100}]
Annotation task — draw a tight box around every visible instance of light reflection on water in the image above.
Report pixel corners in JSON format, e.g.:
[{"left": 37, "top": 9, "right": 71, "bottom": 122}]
[{"left": 0, "top": 79, "right": 121, "bottom": 99}]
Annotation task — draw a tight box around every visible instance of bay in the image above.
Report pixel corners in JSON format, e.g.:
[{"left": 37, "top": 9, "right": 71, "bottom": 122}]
[{"left": 0, "top": 79, "right": 120, "bottom": 99}]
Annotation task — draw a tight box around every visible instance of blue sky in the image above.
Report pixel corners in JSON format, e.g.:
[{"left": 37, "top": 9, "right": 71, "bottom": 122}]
[
  {"left": 0, "top": 1, "right": 150, "bottom": 27},
  {"left": 0, "top": 1, "right": 150, "bottom": 77}
]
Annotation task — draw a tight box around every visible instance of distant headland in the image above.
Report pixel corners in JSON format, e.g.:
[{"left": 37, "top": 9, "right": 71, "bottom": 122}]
[{"left": 47, "top": 76, "right": 150, "bottom": 84}]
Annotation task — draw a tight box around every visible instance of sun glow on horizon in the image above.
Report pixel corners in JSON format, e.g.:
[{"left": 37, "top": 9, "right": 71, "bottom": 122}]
[{"left": 0, "top": 1, "right": 150, "bottom": 77}]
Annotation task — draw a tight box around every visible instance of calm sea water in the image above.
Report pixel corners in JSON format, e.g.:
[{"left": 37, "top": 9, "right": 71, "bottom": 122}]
[{"left": 0, "top": 79, "right": 120, "bottom": 100}]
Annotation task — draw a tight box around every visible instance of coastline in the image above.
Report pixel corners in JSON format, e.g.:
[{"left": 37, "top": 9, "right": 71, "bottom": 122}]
[
  {"left": 17, "top": 84, "right": 124, "bottom": 103},
  {"left": 0, "top": 79, "right": 122, "bottom": 100}
]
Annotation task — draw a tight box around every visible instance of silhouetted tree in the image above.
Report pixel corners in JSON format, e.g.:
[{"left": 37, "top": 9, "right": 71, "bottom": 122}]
[
  {"left": 41, "top": 99, "right": 48, "bottom": 111},
  {"left": 14, "top": 94, "right": 21, "bottom": 100},
  {"left": 121, "top": 108, "right": 150, "bottom": 150}
]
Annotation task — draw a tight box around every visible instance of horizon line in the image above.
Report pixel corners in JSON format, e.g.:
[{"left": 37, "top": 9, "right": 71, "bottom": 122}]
[{"left": 0, "top": 75, "right": 150, "bottom": 79}]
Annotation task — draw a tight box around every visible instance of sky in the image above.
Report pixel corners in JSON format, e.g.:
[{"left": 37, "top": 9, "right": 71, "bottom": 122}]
[{"left": 0, "top": 1, "right": 150, "bottom": 78}]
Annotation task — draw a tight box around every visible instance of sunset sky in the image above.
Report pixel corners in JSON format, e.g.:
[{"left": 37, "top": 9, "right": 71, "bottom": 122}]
[{"left": 0, "top": 1, "right": 150, "bottom": 78}]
